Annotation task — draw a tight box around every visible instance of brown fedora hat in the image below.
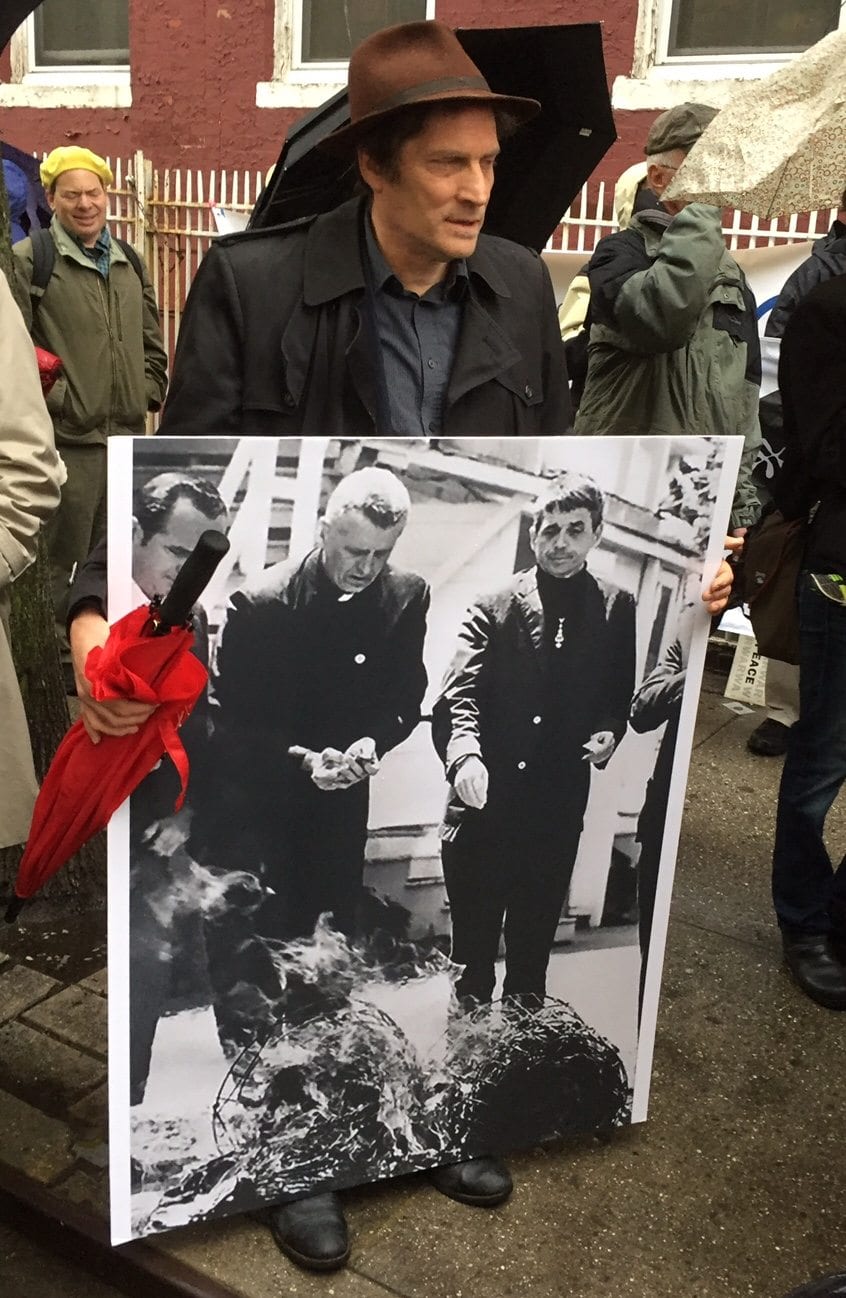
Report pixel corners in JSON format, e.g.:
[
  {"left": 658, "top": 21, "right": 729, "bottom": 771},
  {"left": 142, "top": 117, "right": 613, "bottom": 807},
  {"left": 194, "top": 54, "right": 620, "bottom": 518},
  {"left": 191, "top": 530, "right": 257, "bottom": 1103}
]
[{"left": 319, "top": 21, "right": 540, "bottom": 158}]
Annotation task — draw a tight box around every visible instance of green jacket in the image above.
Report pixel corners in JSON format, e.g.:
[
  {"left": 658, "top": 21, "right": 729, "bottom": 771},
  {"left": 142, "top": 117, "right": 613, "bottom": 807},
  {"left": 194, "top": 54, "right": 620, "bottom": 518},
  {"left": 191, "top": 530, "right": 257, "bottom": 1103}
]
[
  {"left": 13, "top": 217, "right": 168, "bottom": 446},
  {"left": 574, "top": 204, "right": 761, "bottom": 529}
]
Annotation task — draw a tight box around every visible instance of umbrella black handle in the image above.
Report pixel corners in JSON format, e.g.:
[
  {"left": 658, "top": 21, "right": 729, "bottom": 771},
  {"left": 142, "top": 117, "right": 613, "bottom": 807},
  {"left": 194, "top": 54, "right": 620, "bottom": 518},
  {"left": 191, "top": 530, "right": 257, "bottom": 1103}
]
[{"left": 155, "top": 530, "right": 230, "bottom": 634}]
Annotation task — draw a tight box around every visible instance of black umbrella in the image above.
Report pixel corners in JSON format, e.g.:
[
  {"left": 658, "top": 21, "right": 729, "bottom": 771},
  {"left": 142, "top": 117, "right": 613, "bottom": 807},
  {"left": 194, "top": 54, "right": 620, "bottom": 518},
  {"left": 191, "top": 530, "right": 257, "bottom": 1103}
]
[
  {"left": 1, "top": 2, "right": 42, "bottom": 52},
  {"left": 458, "top": 25, "right": 616, "bottom": 250},
  {"left": 249, "top": 23, "right": 615, "bottom": 252},
  {"left": 249, "top": 88, "right": 358, "bottom": 235}
]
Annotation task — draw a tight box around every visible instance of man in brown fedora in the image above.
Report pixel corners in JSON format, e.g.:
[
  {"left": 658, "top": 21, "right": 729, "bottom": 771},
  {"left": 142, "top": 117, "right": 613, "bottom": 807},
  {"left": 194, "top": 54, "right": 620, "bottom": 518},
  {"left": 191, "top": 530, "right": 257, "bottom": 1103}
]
[
  {"left": 113, "top": 16, "right": 570, "bottom": 1273},
  {"left": 158, "top": 20, "right": 569, "bottom": 440}
]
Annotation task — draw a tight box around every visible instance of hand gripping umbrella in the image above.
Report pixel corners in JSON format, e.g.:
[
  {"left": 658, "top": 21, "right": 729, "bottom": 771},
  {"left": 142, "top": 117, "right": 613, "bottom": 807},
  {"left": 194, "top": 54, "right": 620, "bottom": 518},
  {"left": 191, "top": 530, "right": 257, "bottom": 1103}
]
[{"left": 5, "top": 530, "right": 230, "bottom": 923}]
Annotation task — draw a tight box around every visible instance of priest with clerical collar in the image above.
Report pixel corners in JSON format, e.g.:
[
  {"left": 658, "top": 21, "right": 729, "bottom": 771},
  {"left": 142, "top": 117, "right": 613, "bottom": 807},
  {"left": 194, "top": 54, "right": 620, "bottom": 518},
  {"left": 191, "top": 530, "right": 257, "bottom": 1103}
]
[{"left": 199, "top": 464, "right": 429, "bottom": 1016}]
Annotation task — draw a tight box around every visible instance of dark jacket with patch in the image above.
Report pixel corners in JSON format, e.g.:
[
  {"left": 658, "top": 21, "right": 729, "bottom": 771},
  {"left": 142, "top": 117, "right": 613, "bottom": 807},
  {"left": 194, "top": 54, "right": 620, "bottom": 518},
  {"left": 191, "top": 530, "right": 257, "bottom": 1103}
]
[
  {"left": 573, "top": 203, "right": 761, "bottom": 528},
  {"left": 157, "top": 196, "right": 570, "bottom": 440}
]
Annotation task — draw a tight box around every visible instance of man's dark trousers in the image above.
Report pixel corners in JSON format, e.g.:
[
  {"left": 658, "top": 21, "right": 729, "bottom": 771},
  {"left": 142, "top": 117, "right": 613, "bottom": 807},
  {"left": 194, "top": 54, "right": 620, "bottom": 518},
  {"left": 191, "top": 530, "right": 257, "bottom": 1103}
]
[
  {"left": 441, "top": 759, "right": 590, "bottom": 1004},
  {"left": 201, "top": 773, "right": 370, "bottom": 1049},
  {"left": 772, "top": 577, "right": 846, "bottom": 935}
]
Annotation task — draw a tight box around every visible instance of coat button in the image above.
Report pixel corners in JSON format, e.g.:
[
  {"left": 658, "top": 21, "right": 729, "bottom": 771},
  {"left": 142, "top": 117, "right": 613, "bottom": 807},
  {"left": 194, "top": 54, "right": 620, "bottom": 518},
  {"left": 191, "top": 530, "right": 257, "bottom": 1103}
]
[
  {"left": 524, "top": 384, "right": 533, "bottom": 399},
  {"left": 517, "top": 760, "right": 526, "bottom": 770},
  {"left": 354, "top": 653, "right": 366, "bottom": 664},
  {"left": 532, "top": 715, "right": 542, "bottom": 724},
  {"left": 283, "top": 391, "right": 296, "bottom": 408}
]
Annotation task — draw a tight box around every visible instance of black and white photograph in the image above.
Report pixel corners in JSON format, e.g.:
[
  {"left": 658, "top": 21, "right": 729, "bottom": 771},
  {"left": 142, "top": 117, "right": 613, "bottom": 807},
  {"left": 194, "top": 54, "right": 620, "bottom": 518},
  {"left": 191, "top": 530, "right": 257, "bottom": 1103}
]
[{"left": 106, "top": 434, "right": 741, "bottom": 1243}]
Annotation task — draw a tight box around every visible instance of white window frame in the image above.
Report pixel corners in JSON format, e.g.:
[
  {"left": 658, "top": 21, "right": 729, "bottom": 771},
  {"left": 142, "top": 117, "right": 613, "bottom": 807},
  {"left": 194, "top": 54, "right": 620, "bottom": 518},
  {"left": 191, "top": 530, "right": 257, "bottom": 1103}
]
[
  {"left": 257, "top": 0, "right": 435, "bottom": 110},
  {"left": 614, "top": 0, "right": 846, "bottom": 112},
  {"left": 0, "top": 13, "right": 131, "bottom": 110}
]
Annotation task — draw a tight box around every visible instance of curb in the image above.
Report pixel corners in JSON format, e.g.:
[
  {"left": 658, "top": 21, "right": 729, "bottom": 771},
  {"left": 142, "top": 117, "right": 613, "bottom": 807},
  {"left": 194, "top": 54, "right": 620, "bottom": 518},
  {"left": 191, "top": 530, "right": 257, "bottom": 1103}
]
[{"left": 0, "top": 1161, "right": 241, "bottom": 1298}]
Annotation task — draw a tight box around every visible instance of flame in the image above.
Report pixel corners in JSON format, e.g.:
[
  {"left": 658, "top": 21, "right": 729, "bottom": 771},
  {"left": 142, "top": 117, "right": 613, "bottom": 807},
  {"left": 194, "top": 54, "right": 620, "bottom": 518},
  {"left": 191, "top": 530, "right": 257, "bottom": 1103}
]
[{"left": 129, "top": 890, "right": 629, "bottom": 1234}]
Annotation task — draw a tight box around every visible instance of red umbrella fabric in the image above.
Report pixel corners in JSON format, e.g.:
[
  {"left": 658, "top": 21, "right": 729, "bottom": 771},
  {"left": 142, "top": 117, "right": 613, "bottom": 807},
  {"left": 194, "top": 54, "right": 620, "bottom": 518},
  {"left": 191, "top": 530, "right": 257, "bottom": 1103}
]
[
  {"left": 6, "top": 603, "right": 208, "bottom": 917},
  {"left": 34, "top": 346, "right": 62, "bottom": 396}
]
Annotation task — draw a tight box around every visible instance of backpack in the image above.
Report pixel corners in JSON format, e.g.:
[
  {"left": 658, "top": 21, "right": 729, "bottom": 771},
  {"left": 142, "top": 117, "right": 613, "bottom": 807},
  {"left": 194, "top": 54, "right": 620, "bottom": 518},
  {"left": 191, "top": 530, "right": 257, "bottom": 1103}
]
[{"left": 28, "top": 226, "right": 144, "bottom": 311}]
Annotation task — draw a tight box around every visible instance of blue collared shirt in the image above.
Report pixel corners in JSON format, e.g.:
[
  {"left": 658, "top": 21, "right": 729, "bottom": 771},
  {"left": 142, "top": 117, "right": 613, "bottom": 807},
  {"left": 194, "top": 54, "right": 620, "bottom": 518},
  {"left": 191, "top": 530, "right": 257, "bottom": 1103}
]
[
  {"left": 71, "top": 225, "right": 112, "bottom": 278},
  {"left": 364, "top": 215, "right": 467, "bottom": 436}
]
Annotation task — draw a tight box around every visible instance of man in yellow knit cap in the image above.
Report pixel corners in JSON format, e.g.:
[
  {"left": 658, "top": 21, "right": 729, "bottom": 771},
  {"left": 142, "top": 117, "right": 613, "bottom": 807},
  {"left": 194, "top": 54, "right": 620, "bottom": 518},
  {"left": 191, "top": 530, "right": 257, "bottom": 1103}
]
[{"left": 13, "top": 146, "right": 167, "bottom": 683}]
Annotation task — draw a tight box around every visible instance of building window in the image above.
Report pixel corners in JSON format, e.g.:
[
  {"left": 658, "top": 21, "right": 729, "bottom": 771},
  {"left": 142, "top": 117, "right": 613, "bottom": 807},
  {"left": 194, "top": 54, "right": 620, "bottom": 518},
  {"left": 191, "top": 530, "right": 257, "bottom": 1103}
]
[
  {"left": 258, "top": 0, "right": 433, "bottom": 110},
  {"left": 300, "top": 0, "right": 426, "bottom": 64},
  {"left": 0, "top": 0, "right": 131, "bottom": 109},
  {"left": 32, "top": 0, "right": 129, "bottom": 69},
  {"left": 664, "top": 0, "right": 840, "bottom": 60},
  {"left": 614, "top": 0, "right": 845, "bottom": 112}
]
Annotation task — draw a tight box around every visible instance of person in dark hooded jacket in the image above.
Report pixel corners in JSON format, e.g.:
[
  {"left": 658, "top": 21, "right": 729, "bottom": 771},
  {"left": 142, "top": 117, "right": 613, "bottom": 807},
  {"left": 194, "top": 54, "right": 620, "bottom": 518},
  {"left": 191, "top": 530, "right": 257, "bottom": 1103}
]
[
  {"left": 766, "top": 193, "right": 846, "bottom": 340},
  {"left": 748, "top": 190, "right": 846, "bottom": 760},
  {"left": 770, "top": 274, "right": 846, "bottom": 1012}
]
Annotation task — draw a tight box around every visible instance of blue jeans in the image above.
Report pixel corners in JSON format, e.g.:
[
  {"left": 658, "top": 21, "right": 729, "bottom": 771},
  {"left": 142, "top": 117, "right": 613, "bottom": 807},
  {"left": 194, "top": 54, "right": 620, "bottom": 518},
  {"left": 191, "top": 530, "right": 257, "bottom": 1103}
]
[{"left": 772, "top": 576, "right": 846, "bottom": 934}]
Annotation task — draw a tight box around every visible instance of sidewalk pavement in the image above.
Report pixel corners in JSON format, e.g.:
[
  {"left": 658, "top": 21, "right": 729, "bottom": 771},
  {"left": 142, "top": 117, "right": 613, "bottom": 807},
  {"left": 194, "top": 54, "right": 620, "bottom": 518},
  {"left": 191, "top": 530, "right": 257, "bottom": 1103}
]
[{"left": 2, "top": 666, "right": 845, "bottom": 1298}]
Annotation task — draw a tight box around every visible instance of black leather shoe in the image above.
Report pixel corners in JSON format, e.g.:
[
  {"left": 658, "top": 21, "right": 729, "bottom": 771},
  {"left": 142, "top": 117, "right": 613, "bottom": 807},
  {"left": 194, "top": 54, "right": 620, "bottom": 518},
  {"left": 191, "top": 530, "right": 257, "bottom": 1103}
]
[
  {"left": 828, "top": 899, "right": 846, "bottom": 961},
  {"left": 429, "top": 1156, "right": 512, "bottom": 1207},
  {"left": 782, "top": 932, "right": 846, "bottom": 1010},
  {"left": 267, "top": 1192, "right": 350, "bottom": 1271},
  {"left": 747, "top": 717, "right": 791, "bottom": 756}
]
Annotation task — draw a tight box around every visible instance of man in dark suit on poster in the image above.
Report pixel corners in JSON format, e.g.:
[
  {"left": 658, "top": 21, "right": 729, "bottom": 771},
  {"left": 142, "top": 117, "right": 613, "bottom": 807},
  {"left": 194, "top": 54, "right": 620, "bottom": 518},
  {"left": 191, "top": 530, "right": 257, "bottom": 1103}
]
[{"left": 432, "top": 471, "right": 637, "bottom": 1008}]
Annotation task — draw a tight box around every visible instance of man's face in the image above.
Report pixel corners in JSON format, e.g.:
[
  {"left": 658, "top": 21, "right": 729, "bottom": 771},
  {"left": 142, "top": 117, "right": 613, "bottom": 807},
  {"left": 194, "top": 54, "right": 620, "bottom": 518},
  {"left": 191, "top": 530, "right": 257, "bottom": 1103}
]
[
  {"left": 647, "top": 148, "right": 689, "bottom": 213},
  {"left": 362, "top": 105, "right": 500, "bottom": 269},
  {"left": 320, "top": 509, "right": 405, "bottom": 595},
  {"left": 530, "top": 506, "right": 601, "bottom": 580},
  {"left": 133, "top": 496, "right": 215, "bottom": 599},
  {"left": 47, "top": 169, "right": 108, "bottom": 246}
]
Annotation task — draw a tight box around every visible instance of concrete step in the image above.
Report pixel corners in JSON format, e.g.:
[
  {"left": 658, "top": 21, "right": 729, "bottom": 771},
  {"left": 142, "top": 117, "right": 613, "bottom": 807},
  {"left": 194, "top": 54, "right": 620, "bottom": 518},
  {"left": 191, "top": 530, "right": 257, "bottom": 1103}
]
[{"left": 0, "top": 1167, "right": 238, "bottom": 1298}]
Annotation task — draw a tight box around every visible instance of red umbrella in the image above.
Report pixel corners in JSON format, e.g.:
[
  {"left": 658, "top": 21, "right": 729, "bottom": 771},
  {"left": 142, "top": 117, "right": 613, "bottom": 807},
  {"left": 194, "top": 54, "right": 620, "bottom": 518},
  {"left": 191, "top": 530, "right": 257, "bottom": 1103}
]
[
  {"left": 34, "top": 346, "right": 62, "bottom": 396},
  {"left": 5, "top": 530, "right": 229, "bottom": 922}
]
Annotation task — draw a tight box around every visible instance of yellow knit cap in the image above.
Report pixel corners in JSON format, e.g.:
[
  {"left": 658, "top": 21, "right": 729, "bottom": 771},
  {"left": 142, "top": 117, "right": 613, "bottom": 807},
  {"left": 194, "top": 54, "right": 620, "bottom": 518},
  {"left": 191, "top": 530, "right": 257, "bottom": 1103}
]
[{"left": 40, "top": 146, "right": 114, "bottom": 189}]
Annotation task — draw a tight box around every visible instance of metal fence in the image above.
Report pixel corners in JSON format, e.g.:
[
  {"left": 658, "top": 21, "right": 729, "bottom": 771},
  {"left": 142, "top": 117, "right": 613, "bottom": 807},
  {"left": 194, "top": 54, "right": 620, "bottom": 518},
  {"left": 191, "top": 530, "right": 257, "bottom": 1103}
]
[
  {"left": 102, "top": 154, "right": 265, "bottom": 372},
  {"left": 101, "top": 152, "right": 837, "bottom": 371}
]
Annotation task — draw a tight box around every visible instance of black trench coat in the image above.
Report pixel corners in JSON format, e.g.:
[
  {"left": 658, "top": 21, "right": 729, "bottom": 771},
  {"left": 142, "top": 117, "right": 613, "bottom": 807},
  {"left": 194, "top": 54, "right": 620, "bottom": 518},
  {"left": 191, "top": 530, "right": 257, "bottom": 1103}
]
[{"left": 158, "top": 197, "right": 570, "bottom": 439}]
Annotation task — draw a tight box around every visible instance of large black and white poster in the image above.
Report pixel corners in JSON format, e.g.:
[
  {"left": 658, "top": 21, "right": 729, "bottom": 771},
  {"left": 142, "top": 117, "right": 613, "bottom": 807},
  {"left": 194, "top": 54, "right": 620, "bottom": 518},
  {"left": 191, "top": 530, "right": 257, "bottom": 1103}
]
[{"left": 107, "top": 434, "right": 741, "bottom": 1242}]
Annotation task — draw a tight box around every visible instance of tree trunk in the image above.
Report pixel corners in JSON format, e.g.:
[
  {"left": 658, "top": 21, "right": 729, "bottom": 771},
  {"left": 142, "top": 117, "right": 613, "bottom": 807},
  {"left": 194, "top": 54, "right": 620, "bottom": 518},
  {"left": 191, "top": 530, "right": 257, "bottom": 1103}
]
[{"left": 0, "top": 161, "right": 106, "bottom": 912}]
